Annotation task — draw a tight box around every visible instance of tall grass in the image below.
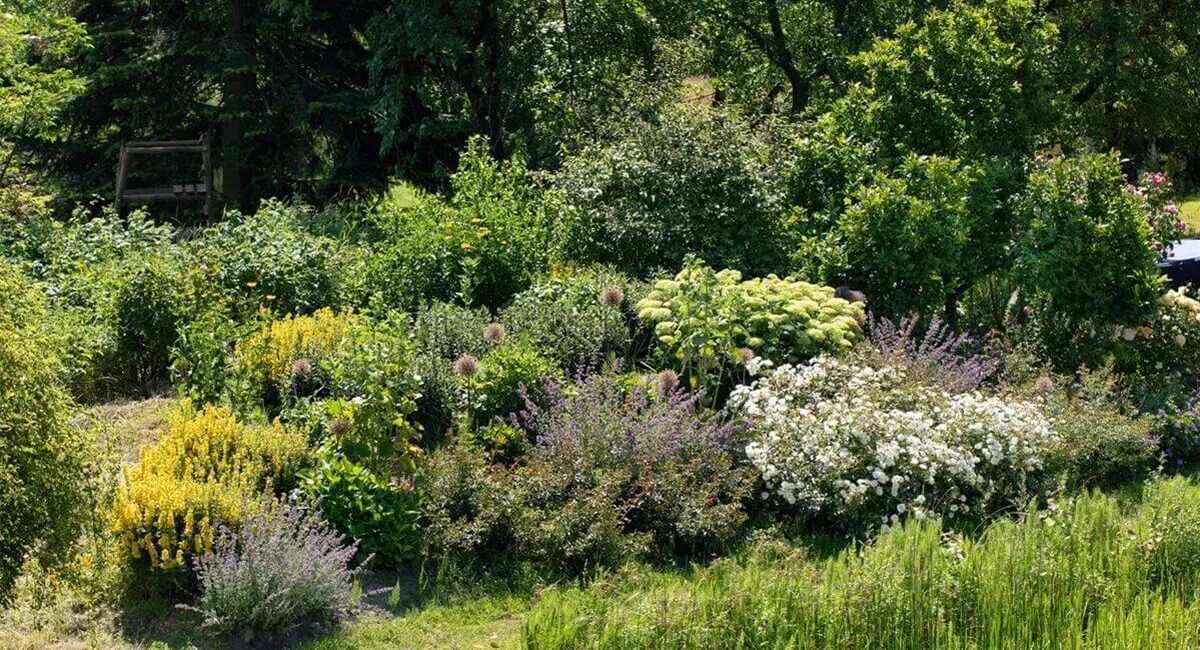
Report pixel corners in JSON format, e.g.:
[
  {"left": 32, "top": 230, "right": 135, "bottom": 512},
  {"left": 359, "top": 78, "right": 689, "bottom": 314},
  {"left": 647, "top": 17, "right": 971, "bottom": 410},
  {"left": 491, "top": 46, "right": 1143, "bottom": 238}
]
[{"left": 522, "top": 478, "right": 1200, "bottom": 649}]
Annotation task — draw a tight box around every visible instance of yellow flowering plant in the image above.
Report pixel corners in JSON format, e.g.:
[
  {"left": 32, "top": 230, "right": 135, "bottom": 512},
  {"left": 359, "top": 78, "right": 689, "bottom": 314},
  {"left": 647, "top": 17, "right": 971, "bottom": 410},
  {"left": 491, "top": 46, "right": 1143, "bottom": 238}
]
[{"left": 111, "top": 405, "right": 308, "bottom": 573}]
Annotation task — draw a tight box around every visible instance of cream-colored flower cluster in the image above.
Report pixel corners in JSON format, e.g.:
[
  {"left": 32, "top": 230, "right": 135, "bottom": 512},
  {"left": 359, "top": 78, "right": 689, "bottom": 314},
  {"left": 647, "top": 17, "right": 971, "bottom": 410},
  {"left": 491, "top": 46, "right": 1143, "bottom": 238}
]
[{"left": 730, "top": 355, "right": 1058, "bottom": 531}]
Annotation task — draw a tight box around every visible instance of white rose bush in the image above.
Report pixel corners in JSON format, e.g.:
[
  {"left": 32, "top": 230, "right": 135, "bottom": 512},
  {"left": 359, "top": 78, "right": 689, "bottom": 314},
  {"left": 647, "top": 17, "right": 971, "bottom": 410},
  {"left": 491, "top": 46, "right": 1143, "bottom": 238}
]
[{"left": 730, "top": 355, "right": 1060, "bottom": 531}]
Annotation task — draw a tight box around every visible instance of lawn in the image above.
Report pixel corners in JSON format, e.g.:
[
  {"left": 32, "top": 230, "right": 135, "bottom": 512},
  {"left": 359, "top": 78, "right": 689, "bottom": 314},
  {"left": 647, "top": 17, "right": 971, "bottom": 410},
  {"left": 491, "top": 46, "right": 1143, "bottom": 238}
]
[{"left": 1183, "top": 195, "right": 1200, "bottom": 233}]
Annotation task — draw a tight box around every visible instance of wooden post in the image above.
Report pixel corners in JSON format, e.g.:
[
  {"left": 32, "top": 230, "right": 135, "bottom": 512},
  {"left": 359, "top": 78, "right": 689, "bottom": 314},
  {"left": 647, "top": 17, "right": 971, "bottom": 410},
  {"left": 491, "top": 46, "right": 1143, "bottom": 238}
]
[
  {"left": 114, "top": 145, "right": 130, "bottom": 215},
  {"left": 202, "top": 134, "right": 214, "bottom": 221}
]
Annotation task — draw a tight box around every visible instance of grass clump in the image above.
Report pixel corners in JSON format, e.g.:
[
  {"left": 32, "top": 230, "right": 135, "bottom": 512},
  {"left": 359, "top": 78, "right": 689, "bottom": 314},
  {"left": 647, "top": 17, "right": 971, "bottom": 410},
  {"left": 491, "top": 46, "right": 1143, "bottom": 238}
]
[{"left": 522, "top": 477, "right": 1200, "bottom": 650}]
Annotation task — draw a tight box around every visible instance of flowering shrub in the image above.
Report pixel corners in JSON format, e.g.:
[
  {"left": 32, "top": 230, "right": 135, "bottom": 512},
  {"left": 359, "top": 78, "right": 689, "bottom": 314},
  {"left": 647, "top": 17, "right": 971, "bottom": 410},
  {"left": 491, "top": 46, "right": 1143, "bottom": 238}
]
[
  {"left": 867, "top": 314, "right": 997, "bottom": 392},
  {"left": 730, "top": 355, "right": 1058, "bottom": 531},
  {"left": 636, "top": 258, "right": 863, "bottom": 396},
  {"left": 1128, "top": 172, "right": 1189, "bottom": 255},
  {"left": 190, "top": 495, "right": 360, "bottom": 634},
  {"left": 112, "top": 406, "right": 308, "bottom": 573},
  {"left": 512, "top": 371, "right": 754, "bottom": 569},
  {"left": 1113, "top": 288, "right": 1200, "bottom": 387},
  {"left": 231, "top": 309, "right": 360, "bottom": 415}
]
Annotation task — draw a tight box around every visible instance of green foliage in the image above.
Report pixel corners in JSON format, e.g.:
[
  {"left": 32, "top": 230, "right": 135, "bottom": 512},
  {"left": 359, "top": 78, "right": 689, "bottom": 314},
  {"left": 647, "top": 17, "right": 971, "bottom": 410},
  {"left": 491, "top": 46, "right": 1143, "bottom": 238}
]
[
  {"left": 195, "top": 201, "right": 344, "bottom": 318},
  {"left": 0, "top": 261, "right": 96, "bottom": 599},
  {"left": 523, "top": 481, "right": 1200, "bottom": 650},
  {"left": 366, "top": 140, "right": 553, "bottom": 310},
  {"left": 468, "top": 341, "right": 559, "bottom": 425},
  {"left": 1035, "top": 365, "right": 1159, "bottom": 492},
  {"left": 297, "top": 452, "right": 421, "bottom": 569},
  {"left": 411, "top": 302, "right": 493, "bottom": 440},
  {"left": 556, "top": 106, "right": 791, "bottom": 278},
  {"left": 826, "top": 155, "right": 1017, "bottom": 320},
  {"left": 419, "top": 442, "right": 517, "bottom": 576},
  {"left": 464, "top": 422, "right": 529, "bottom": 465},
  {"left": 636, "top": 258, "right": 863, "bottom": 395},
  {"left": 1014, "top": 154, "right": 1163, "bottom": 370},
  {"left": 500, "top": 267, "right": 640, "bottom": 370},
  {"left": 109, "top": 254, "right": 198, "bottom": 388},
  {"left": 839, "top": 0, "right": 1058, "bottom": 161}
]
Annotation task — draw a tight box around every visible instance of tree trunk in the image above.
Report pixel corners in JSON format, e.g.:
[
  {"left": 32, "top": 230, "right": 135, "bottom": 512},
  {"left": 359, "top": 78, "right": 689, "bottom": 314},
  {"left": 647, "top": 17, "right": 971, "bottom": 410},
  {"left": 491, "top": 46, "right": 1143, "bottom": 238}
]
[
  {"left": 222, "top": 0, "right": 255, "bottom": 213},
  {"left": 765, "top": 0, "right": 808, "bottom": 116}
]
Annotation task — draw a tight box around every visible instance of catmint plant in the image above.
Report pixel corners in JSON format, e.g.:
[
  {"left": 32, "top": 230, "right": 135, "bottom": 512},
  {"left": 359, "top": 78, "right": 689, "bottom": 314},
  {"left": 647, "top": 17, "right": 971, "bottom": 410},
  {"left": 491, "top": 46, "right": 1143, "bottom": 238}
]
[
  {"left": 868, "top": 313, "right": 997, "bottom": 392},
  {"left": 188, "top": 495, "right": 362, "bottom": 634}
]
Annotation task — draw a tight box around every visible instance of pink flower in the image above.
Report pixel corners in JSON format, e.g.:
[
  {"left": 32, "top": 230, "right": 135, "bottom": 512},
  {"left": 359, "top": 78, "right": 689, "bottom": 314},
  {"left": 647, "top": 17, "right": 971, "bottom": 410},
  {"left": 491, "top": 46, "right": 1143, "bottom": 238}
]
[{"left": 1164, "top": 204, "right": 1179, "bottom": 215}]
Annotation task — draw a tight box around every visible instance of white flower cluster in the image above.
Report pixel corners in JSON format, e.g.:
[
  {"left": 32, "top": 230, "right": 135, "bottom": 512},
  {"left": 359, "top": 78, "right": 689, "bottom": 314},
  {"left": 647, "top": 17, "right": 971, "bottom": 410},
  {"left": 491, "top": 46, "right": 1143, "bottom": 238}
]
[{"left": 729, "top": 355, "right": 1059, "bottom": 531}]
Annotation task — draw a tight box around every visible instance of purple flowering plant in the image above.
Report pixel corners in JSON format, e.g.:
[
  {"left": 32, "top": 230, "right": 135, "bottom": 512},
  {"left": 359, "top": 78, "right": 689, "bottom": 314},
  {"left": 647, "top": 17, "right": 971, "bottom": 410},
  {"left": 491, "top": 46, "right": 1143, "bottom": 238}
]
[
  {"left": 509, "top": 367, "right": 755, "bottom": 568},
  {"left": 867, "top": 313, "right": 997, "bottom": 392},
  {"left": 187, "top": 495, "right": 362, "bottom": 635}
]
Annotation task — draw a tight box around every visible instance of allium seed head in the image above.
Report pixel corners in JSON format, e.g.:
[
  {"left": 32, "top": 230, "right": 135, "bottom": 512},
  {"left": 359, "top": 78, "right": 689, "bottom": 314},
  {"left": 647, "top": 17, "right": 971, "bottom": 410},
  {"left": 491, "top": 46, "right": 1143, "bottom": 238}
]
[
  {"left": 454, "top": 354, "right": 480, "bottom": 377},
  {"left": 327, "top": 417, "right": 351, "bottom": 438},
  {"left": 657, "top": 369, "right": 680, "bottom": 395},
  {"left": 483, "top": 322, "right": 507, "bottom": 343},
  {"left": 600, "top": 286, "right": 625, "bottom": 307},
  {"left": 1033, "top": 376, "right": 1055, "bottom": 392},
  {"left": 292, "top": 358, "right": 313, "bottom": 377}
]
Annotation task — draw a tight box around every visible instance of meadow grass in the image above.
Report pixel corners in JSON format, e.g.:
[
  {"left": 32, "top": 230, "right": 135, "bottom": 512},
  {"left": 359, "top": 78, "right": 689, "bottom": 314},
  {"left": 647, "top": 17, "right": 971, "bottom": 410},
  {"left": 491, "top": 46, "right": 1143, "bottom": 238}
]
[{"left": 522, "top": 477, "right": 1200, "bottom": 650}]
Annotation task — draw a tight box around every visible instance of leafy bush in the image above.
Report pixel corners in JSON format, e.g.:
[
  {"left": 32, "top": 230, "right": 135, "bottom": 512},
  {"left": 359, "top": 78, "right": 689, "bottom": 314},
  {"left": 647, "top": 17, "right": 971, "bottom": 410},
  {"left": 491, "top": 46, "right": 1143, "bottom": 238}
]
[
  {"left": 555, "top": 106, "right": 790, "bottom": 278},
  {"left": 296, "top": 453, "right": 420, "bottom": 568},
  {"left": 464, "top": 422, "right": 529, "bottom": 465},
  {"left": 730, "top": 355, "right": 1059, "bottom": 532},
  {"left": 826, "top": 156, "right": 1007, "bottom": 320},
  {"left": 500, "top": 268, "right": 639, "bottom": 370},
  {"left": 0, "top": 263, "right": 97, "bottom": 598},
  {"left": 419, "top": 442, "right": 517, "bottom": 574},
  {"left": 365, "top": 140, "right": 553, "bottom": 310},
  {"left": 636, "top": 258, "right": 863, "bottom": 395},
  {"left": 194, "top": 201, "right": 343, "bottom": 317},
  {"left": 108, "top": 254, "right": 199, "bottom": 388},
  {"left": 190, "top": 495, "right": 360, "bottom": 634},
  {"left": 468, "top": 341, "right": 559, "bottom": 426},
  {"left": 512, "top": 371, "right": 754, "bottom": 570},
  {"left": 411, "top": 302, "right": 493, "bottom": 440},
  {"left": 1014, "top": 154, "right": 1164, "bottom": 370},
  {"left": 112, "top": 406, "right": 309, "bottom": 574},
  {"left": 1035, "top": 366, "right": 1159, "bottom": 491}
]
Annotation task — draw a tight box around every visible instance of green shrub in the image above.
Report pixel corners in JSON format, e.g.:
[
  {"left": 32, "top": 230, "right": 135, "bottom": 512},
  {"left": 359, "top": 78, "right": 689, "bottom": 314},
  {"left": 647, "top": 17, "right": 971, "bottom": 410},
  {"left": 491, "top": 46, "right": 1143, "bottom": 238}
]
[
  {"left": 826, "top": 156, "right": 1010, "bottom": 321},
  {"left": 555, "top": 105, "right": 789, "bottom": 278},
  {"left": 636, "top": 258, "right": 863, "bottom": 396},
  {"left": 410, "top": 303, "right": 495, "bottom": 439},
  {"left": 419, "top": 442, "right": 517, "bottom": 575},
  {"left": 1013, "top": 154, "right": 1164, "bottom": 371},
  {"left": 464, "top": 422, "right": 529, "bottom": 465},
  {"left": 0, "top": 263, "right": 97, "bottom": 599},
  {"left": 109, "top": 254, "right": 198, "bottom": 388},
  {"left": 366, "top": 139, "right": 553, "bottom": 311},
  {"left": 195, "top": 200, "right": 343, "bottom": 318},
  {"left": 1035, "top": 366, "right": 1160, "bottom": 491},
  {"left": 500, "top": 267, "right": 640, "bottom": 370},
  {"left": 468, "top": 341, "right": 559, "bottom": 425},
  {"left": 297, "top": 453, "right": 421, "bottom": 568}
]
